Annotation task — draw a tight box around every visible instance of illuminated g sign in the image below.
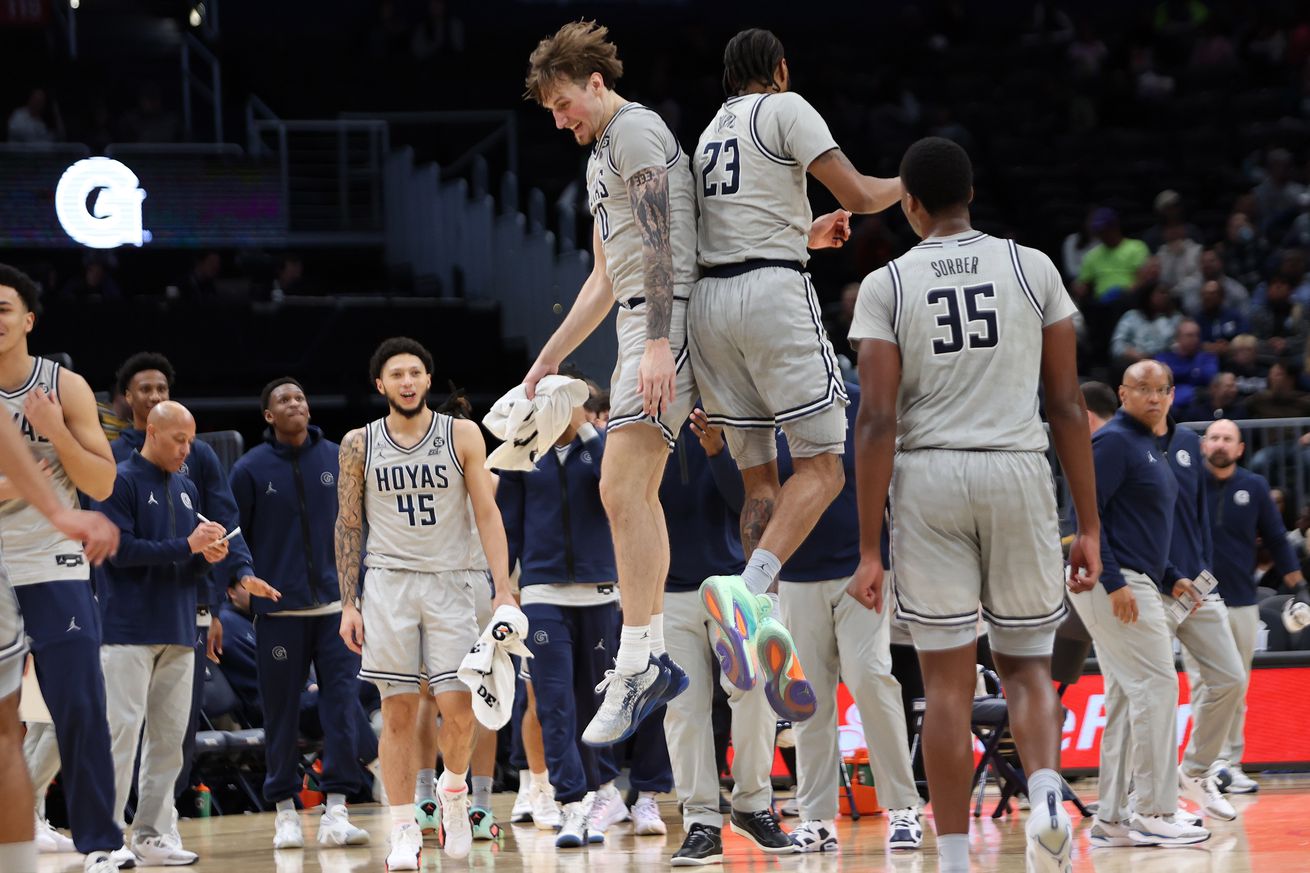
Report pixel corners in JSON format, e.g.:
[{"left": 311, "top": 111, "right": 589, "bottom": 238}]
[{"left": 54, "top": 157, "right": 149, "bottom": 249}]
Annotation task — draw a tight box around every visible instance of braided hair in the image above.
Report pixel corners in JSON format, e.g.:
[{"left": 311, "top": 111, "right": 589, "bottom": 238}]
[{"left": 722, "top": 28, "right": 785, "bottom": 96}]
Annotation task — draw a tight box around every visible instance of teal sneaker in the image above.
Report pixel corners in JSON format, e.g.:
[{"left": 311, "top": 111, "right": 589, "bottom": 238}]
[
  {"left": 699, "top": 575, "right": 763, "bottom": 691},
  {"left": 470, "top": 806, "right": 501, "bottom": 841},
  {"left": 415, "top": 799, "right": 440, "bottom": 835}
]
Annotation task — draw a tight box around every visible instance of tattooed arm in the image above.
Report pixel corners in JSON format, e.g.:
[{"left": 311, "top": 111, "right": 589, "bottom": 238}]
[
  {"left": 628, "top": 165, "right": 678, "bottom": 417},
  {"left": 336, "top": 428, "right": 366, "bottom": 653}
]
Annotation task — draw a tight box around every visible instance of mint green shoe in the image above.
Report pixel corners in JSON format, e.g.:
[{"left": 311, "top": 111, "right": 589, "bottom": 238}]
[
  {"left": 470, "top": 806, "right": 501, "bottom": 841},
  {"left": 415, "top": 798, "right": 440, "bottom": 835},
  {"left": 699, "top": 575, "right": 764, "bottom": 691}
]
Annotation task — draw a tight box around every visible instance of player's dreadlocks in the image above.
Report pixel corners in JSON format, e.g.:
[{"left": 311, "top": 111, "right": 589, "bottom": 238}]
[{"left": 722, "top": 28, "right": 785, "bottom": 97}]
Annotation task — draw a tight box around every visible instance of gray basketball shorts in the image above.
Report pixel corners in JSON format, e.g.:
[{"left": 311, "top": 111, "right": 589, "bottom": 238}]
[
  {"left": 0, "top": 578, "right": 27, "bottom": 699},
  {"left": 359, "top": 566, "right": 480, "bottom": 698},
  {"left": 689, "top": 266, "right": 848, "bottom": 470},
  {"left": 607, "top": 291, "right": 697, "bottom": 449},
  {"left": 890, "top": 449, "right": 1065, "bottom": 653}
]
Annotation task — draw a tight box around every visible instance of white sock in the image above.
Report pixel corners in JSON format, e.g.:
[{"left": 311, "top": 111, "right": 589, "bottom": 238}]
[
  {"left": 531, "top": 770, "right": 550, "bottom": 789},
  {"left": 0, "top": 841, "right": 35, "bottom": 873},
  {"left": 938, "top": 833, "right": 969, "bottom": 872},
  {"left": 598, "top": 781, "right": 618, "bottom": 799},
  {"left": 649, "top": 614, "right": 666, "bottom": 656},
  {"left": 1027, "top": 769, "right": 1064, "bottom": 814},
  {"left": 741, "top": 549, "right": 781, "bottom": 597},
  {"left": 471, "top": 776, "right": 493, "bottom": 810},
  {"left": 616, "top": 624, "right": 651, "bottom": 675},
  {"left": 417, "top": 768, "right": 436, "bottom": 802},
  {"left": 326, "top": 793, "right": 346, "bottom": 812},
  {"left": 390, "top": 805, "right": 416, "bottom": 830},
  {"left": 440, "top": 769, "right": 468, "bottom": 794},
  {"left": 276, "top": 798, "right": 295, "bottom": 814},
  {"left": 638, "top": 791, "right": 657, "bottom": 802},
  {"left": 519, "top": 768, "right": 531, "bottom": 790}
]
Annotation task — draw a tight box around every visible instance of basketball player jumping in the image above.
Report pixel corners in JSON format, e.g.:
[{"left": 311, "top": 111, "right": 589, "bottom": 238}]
[
  {"left": 691, "top": 28, "right": 897, "bottom": 720},
  {"left": 847, "top": 137, "right": 1100, "bottom": 873},
  {"left": 336, "top": 338, "right": 514, "bottom": 869},
  {"left": 521, "top": 20, "right": 700, "bottom": 745}
]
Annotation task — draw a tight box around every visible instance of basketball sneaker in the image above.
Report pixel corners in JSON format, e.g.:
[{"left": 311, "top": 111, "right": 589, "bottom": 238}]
[
  {"left": 469, "top": 807, "right": 500, "bottom": 841},
  {"left": 414, "top": 799, "right": 440, "bottom": 835},
  {"left": 755, "top": 615, "right": 816, "bottom": 721},
  {"left": 1127, "top": 813, "right": 1211, "bottom": 847},
  {"left": 631, "top": 794, "right": 666, "bottom": 836},
  {"left": 701, "top": 575, "right": 762, "bottom": 690},
  {"left": 1024, "top": 790, "right": 1072, "bottom": 872},
  {"left": 83, "top": 851, "right": 118, "bottom": 873},
  {"left": 1214, "top": 760, "right": 1259, "bottom": 794},
  {"left": 318, "top": 805, "right": 369, "bottom": 846},
  {"left": 581, "top": 658, "right": 668, "bottom": 746},
  {"left": 273, "top": 809, "right": 304, "bottom": 849},
  {"left": 36, "top": 815, "right": 75, "bottom": 853},
  {"left": 438, "top": 786, "right": 473, "bottom": 859},
  {"left": 555, "top": 799, "right": 590, "bottom": 848},
  {"left": 511, "top": 771, "right": 534, "bottom": 822},
  {"left": 790, "top": 820, "right": 838, "bottom": 853},
  {"left": 530, "top": 781, "right": 561, "bottom": 830},
  {"left": 130, "top": 834, "right": 198, "bottom": 866},
  {"left": 588, "top": 785, "right": 630, "bottom": 843},
  {"left": 386, "top": 823, "right": 422, "bottom": 870},
  {"left": 1178, "top": 767, "right": 1237, "bottom": 821},
  {"left": 887, "top": 807, "right": 923, "bottom": 850},
  {"left": 658, "top": 652, "right": 690, "bottom": 703}
]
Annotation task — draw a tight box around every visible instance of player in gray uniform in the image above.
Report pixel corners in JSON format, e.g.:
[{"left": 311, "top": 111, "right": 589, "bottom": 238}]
[
  {"left": 336, "top": 338, "right": 514, "bottom": 869},
  {"left": 522, "top": 21, "right": 698, "bottom": 745},
  {"left": 846, "top": 138, "right": 1101, "bottom": 873},
  {"left": 691, "top": 29, "right": 901, "bottom": 721},
  {"left": 0, "top": 287, "right": 120, "bottom": 873}
]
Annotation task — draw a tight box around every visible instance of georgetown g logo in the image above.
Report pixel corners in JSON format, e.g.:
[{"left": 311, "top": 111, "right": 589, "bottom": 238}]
[{"left": 54, "top": 158, "right": 149, "bottom": 249}]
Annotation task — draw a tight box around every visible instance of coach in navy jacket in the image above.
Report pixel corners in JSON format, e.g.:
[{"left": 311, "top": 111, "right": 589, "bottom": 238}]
[{"left": 226, "top": 379, "right": 368, "bottom": 830}]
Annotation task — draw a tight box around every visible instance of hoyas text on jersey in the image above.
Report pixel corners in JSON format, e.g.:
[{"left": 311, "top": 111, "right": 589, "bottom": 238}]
[{"left": 373, "top": 463, "right": 449, "bottom": 493}]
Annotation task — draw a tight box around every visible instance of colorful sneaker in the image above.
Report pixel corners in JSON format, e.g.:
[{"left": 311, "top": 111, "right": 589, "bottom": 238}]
[
  {"left": 469, "top": 807, "right": 500, "bottom": 841},
  {"left": 756, "top": 615, "right": 816, "bottom": 721},
  {"left": 582, "top": 658, "right": 668, "bottom": 746},
  {"left": 701, "top": 575, "right": 762, "bottom": 690},
  {"left": 415, "top": 799, "right": 440, "bottom": 835}
]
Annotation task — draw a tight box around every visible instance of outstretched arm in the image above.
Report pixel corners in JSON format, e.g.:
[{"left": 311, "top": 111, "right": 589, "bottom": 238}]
[
  {"left": 525, "top": 224, "right": 615, "bottom": 397},
  {"left": 808, "top": 149, "right": 902, "bottom": 215}
]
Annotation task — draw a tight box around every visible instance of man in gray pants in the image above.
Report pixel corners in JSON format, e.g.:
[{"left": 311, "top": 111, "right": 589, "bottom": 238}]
[
  {"left": 661, "top": 411, "right": 794, "bottom": 866},
  {"left": 1070, "top": 363, "right": 1210, "bottom": 849},
  {"left": 93, "top": 402, "right": 231, "bottom": 866},
  {"left": 1082, "top": 383, "right": 1242, "bottom": 827},
  {"left": 777, "top": 381, "right": 921, "bottom": 854}
]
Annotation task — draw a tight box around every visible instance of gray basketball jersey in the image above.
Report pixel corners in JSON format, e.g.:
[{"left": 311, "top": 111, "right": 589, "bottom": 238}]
[
  {"left": 849, "top": 232, "right": 1078, "bottom": 452},
  {"left": 0, "top": 358, "right": 87, "bottom": 586},
  {"left": 693, "top": 92, "right": 838, "bottom": 268},
  {"left": 585, "top": 103, "right": 699, "bottom": 303},
  {"left": 465, "top": 499, "right": 488, "bottom": 572},
  {"left": 363, "top": 412, "right": 471, "bottom": 573}
]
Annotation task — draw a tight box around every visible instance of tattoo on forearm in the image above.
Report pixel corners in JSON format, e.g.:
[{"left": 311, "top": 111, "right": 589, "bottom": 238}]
[
  {"left": 335, "top": 430, "right": 365, "bottom": 604},
  {"left": 628, "top": 166, "right": 674, "bottom": 341},
  {"left": 741, "top": 496, "right": 775, "bottom": 556}
]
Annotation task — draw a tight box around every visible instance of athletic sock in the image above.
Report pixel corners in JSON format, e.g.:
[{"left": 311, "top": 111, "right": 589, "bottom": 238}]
[
  {"left": 741, "top": 549, "right": 781, "bottom": 598},
  {"left": 417, "top": 768, "right": 436, "bottom": 803},
  {"left": 471, "top": 776, "right": 493, "bottom": 810},
  {"left": 938, "top": 833, "right": 969, "bottom": 872},
  {"left": 530, "top": 770, "right": 551, "bottom": 790},
  {"left": 0, "top": 841, "right": 35, "bottom": 873},
  {"left": 616, "top": 624, "right": 652, "bottom": 675},
  {"left": 276, "top": 798, "right": 295, "bottom": 814},
  {"left": 391, "top": 805, "right": 416, "bottom": 830},
  {"left": 1027, "top": 769, "right": 1064, "bottom": 813},
  {"left": 440, "top": 769, "right": 468, "bottom": 794},
  {"left": 325, "top": 793, "right": 346, "bottom": 812},
  {"left": 649, "top": 614, "right": 666, "bottom": 657}
]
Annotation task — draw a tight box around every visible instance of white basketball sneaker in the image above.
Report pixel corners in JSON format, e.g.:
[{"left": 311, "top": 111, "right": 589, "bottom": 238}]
[
  {"left": 273, "top": 809, "right": 304, "bottom": 849},
  {"left": 385, "top": 823, "right": 422, "bottom": 870}
]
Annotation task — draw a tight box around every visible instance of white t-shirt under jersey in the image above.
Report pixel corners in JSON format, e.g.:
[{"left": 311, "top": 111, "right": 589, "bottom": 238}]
[
  {"left": 849, "top": 231, "right": 1077, "bottom": 453},
  {"left": 694, "top": 91, "right": 838, "bottom": 268}
]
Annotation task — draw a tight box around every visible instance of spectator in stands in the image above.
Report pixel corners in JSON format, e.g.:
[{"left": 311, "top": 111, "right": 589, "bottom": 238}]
[
  {"left": 1222, "top": 212, "right": 1270, "bottom": 290},
  {"left": 1227, "top": 334, "right": 1269, "bottom": 396},
  {"left": 1179, "top": 248, "right": 1251, "bottom": 316},
  {"left": 1157, "top": 318, "right": 1219, "bottom": 408},
  {"left": 1252, "top": 148, "right": 1307, "bottom": 235},
  {"left": 58, "top": 255, "right": 124, "bottom": 305},
  {"left": 182, "top": 252, "right": 221, "bottom": 300},
  {"left": 7, "top": 87, "right": 61, "bottom": 144},
  {"left": 1248, "top": 360, "right": 1310, "bottom": 418},
  {"left": 1142, "top": 189, "right": 1203, "bottom": 252},
  {"left": 1157, "top": 220, "right": 1204, "bottom": 289},
  {"left": 1110, "top": 268, "right": 1182, "bottom": 366},
  {"left": 1183, "top": 371, "right": 1249, "bottom": 422},
  {"left": 1250, "top": 275, "right": 1308, "bottom": 361},
  {"left": 1062, "top": 208, "right": 1099, "bottom": 282},
  {"left": 1074, "top": 208, "right": 1151, "bottom": 304},
  {"left": 116, "top": 82, "right": 179, "bottom": 143},
  {"left": 1195, "top": 280, "right": 1251, "bottom": 356},
  {"left": 268, "top": 253, "right": 304, "bottom": 303}
]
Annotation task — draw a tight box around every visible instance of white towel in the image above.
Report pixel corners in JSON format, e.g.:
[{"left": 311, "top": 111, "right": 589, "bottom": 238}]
[
  {"left": 482, "top": 375, "right": 590, "bottom": 471},
  {"left": 458, "top": 604, "right": 533, "bottom": 729}
]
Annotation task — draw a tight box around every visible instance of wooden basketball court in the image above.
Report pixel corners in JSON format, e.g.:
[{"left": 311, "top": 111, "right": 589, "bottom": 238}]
[{"left": 34, "top": 776, "right": 1310, "bottom": 871}]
